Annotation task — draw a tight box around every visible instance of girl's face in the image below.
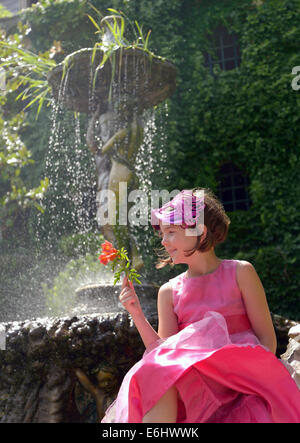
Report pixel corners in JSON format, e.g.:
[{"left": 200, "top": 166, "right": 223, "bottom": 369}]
[{"left": 159, "top": 223, "right": 199, "bottom": 265}]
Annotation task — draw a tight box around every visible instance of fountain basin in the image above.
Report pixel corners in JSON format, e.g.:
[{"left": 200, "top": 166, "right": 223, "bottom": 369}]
[
  {"left": 47, "top": 47, "right": 176, "bottom": 113},
  {"left": 74, "top": 283, "right": 157, "bottom": 316}
]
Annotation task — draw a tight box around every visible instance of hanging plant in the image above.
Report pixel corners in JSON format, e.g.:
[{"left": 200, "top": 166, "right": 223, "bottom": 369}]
[
  {"left": 0, "top": 8, "right": 154, "bottom": 118},
  {"left": 0, "top": 24, "right": 56, "bottom": 117}
]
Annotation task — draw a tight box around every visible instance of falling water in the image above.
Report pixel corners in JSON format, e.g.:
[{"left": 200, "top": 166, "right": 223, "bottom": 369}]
[
  {"left": 130, "top": 101, "right": 170, "bottom": 271},
  {"left": 38, "top": 102, "right": 96, "bottom": 245}
]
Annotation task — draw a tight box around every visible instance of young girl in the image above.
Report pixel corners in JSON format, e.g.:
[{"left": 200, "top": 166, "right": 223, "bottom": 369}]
[{"left": 102, "top": 188, "right": 300, "bottom": 423}]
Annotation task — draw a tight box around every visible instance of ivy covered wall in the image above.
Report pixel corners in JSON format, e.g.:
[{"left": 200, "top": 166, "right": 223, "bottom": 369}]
[
  {"left": 172, "top": 0, "right": 300, "bottom": 318},
  {"left": 1, "top": 0, "right": 300, "bottom": 319}
]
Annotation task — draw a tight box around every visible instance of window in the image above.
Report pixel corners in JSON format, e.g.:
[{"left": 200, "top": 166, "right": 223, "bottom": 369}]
[
  {"left": 204, "top": 26, "right": 241, "bottom": 74},
  {"left": 0, "top": 0, "right": 38, "bottom": 14},
  {"left": 218, "top": 163, "right": 251, "bottom": 211},
  {"left": 20, "top": 0, "right": 38, "bottom": 9}
]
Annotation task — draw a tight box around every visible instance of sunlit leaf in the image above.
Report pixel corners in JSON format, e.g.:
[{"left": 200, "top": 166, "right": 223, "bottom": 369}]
[{"left": 86, "top": 14, "right": 101, "bottom": 31}]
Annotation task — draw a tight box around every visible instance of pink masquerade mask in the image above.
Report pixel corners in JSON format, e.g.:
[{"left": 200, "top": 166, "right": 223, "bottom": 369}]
[{"left": 151, "top": 190, "right": 205, "bottom": 230}]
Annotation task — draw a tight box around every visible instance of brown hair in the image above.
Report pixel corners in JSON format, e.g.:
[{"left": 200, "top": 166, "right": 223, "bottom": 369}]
[{"left": 155, "top": 187, "right": 231, "bottom": 269}]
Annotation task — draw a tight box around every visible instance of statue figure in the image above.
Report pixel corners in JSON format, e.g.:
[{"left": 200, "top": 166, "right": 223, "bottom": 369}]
[
  {"left": 74, "top": 365, "right": 118, "bottom": 422},
  {"left": 87, "top": 100, "right": 144, "bottom": 270}
]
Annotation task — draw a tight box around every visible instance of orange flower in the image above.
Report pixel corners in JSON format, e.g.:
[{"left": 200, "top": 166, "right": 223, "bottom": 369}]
[
  {"left": 105, "top": 251, "right": 118, "bottom": 261},
  {"left": 99, "top": 253, "right": 109, "bottom": 265},
  {"left": 101, "top": 240, "right": 115, "bottom": 253},
  {"left": 98, "top": 241, "right": 119, "bottom": 265},
  {"left": 98, "top": 239, "right": 141, "bottom": 285}
]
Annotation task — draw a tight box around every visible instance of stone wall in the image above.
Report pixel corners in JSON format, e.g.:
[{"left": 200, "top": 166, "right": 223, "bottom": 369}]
[
  {"left": 0, "top": 312, "right": 157, "bottom": 422},
  {"left": 0, "top": 311, "right": 299, "bottom": 422}
]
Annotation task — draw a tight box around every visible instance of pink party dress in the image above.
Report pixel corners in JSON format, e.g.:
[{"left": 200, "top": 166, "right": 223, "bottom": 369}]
[{"left": 101, "top": 259, "right": 300, "bottom": 423}]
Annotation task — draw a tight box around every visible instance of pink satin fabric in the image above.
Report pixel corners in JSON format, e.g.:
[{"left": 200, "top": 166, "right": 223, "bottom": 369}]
[{"left": 179, "top": 314, "right": 251, "bottom": 334}]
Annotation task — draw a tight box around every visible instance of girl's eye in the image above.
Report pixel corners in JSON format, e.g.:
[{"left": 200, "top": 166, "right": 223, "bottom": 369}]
[{"left": 158, "top": 229, "right": 176, "bottom": 239}]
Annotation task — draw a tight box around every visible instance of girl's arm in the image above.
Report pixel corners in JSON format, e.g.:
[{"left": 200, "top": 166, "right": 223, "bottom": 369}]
[
  {"left": 157, "top": 282, "right": 178, "bottom": 338},
  {"left": 119, "top": 278, "right": 178, "bottom": 349},
  {"left": 236, "top": 261, "right": 277, "bottom": 354}
]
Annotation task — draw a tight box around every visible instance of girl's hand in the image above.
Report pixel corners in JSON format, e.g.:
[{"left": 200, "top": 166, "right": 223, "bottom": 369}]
[{"left": 119, "top": 276, "right": 143, "bottom": 318}]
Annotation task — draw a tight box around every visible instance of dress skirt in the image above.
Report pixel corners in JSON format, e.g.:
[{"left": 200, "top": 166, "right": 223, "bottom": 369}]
[{"left": 102, "top": 311, "right": 300, "bottom": 423}]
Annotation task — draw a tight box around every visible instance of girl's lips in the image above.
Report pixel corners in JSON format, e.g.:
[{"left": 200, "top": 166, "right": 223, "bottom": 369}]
[{"left": 167, "top": 249, "right": 177, "bottom": 255}]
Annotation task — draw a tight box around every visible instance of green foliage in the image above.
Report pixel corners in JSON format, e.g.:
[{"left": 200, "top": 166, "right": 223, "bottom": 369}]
[
  {"left": 109, "top": 246, "right": 141, "bottom": 285},
  {"left": 0, "top": 24, "right": 56, "bottom": 118},
  {"left": 86, "top": 5, "right": 152, "bottom": 52},
  {"left": 171, "top": 0, "right": 300, "bottom": 319},
  {"left": 22, "top": 0, "right": 95, "bottom": 55}
]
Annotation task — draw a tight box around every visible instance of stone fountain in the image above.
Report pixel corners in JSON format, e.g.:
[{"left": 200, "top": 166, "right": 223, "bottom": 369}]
[
  {"left": 47, "top": 13, "right": 176, "bottom": 323},
  {"left": 47, "top": 15, "right": 176, "bottom": 270}
]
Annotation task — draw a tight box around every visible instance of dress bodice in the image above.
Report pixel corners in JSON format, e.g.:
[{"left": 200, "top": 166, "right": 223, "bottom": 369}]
[{"left": 169, "top": 259, "right": 252, "bottom": 334}]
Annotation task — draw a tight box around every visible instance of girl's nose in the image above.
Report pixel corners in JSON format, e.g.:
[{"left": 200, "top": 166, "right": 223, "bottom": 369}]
[{"left": 161, "top": 236, "right": 168, "bottom": 247}]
